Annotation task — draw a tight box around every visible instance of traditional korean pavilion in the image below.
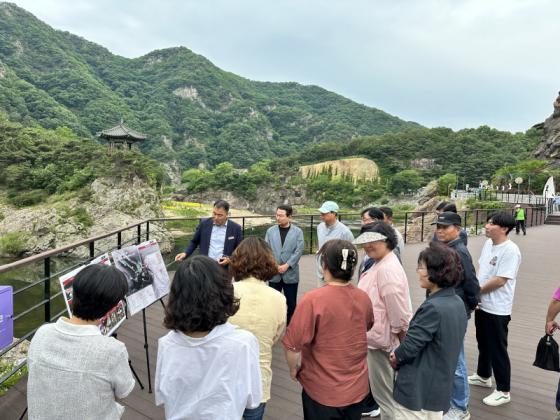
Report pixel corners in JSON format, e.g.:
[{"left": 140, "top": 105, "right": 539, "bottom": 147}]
[{"left": 98, "top": 122, "right": 147, "bottom": 151}]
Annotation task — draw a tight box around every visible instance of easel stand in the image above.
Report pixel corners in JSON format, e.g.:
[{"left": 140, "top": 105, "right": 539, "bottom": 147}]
[
  {"left": 141, "top": 308, "right": 152, "bottom": 393},
  {"left": 112, "top": 332, "right": 144, "bottom": 390}
]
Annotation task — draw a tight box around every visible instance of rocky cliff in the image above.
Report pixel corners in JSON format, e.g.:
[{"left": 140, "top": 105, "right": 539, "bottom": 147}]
[
  {"left": 0, "top": 177, "right": 172, "bottom": 258},
  {"left": 535, "top": 91, "right": 560, "bottom": 164},
  {"left": 299, "top": 158, "right": 379, "bottom": 184}
]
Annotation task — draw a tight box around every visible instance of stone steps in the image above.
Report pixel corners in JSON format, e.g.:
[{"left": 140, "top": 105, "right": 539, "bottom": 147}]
[{"left": 545, "top": 215, "right": 560, "bottom": 225}]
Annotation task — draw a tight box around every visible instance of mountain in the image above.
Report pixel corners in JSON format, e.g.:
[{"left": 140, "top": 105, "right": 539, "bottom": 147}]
[{"left": 0, "top": 2, "right": 419, "bottom": 171}]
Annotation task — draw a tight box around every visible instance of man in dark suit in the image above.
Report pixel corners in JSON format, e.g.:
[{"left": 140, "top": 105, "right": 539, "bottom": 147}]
[{"left": 174, "top": 200, "right": 243, "bottom": 267}]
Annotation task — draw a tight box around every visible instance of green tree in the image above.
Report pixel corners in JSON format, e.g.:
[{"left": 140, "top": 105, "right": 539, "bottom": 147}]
[
  {"left": 390, "top": 170, "right": 423, "bottom": 195},
  {"left": 437, "top": 173, "right": 458, "bottom": 196}
]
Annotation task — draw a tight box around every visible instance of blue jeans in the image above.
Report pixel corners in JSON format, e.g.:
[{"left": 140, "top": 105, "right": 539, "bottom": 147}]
[
  {"left": 243, "top": 403, "right": 266, "bottom": 420},
  {"left": 450, "top": 342, "right": 469, "bottom": 412}
]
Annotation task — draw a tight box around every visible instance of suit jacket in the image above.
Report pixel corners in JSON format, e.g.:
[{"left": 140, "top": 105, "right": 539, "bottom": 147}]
[
  {"left": 393, "top": 288, "right": 467, "bottom": 412},
  {"left": 184, "top": 218, "right": 243, "bottom": 258},
  {"left": 265, "top": 224, "right": 304, "bottom": 284}
]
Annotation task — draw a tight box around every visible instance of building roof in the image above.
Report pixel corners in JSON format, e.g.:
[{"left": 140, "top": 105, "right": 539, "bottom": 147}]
[{"left": 98, "top": 123, "right": 147, "bottom": 141}]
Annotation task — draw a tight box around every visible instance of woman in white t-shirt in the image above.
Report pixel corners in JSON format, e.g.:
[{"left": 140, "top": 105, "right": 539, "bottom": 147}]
[{"left": 155, "top": 256, "right": 262, "bottom": 419}]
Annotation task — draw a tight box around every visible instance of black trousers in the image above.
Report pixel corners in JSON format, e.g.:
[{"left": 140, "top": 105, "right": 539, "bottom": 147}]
[
  {"left": 302, "top": 389, "right": 366, "bottom": 420},
  {"left": 475, "top": 309, "right": 511, "bottom": 391},
  {"left": 269, "top": 280, "right": 298, "bottom": 325},
  {"left": 515, "top": 219, "right": 526, "bottom": 234}
]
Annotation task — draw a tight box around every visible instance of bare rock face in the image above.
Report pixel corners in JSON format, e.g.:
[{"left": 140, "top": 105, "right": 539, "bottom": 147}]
[
  {"left": 173, "top": 184, "right": 308, "bottom": 214},
  {"left": 535, "top": 92, "right": 560, "bottom": 163},
  {"left": 299, "top": 158, "right": 380, "bottom": 184},
  {"left": 0, "top": 177, "right": 172, "bottom": 258}
]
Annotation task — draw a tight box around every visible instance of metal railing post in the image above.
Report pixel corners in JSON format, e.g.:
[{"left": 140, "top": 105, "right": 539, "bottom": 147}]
[
  {"left": 89, "top": 242, "right": 95, "bottom": 259},
  {"left": 44, "top": 257, "right": 51, "bottom": 322},
  {"left": 137, "top": 224, "right": 141, "bottom": 245},
  {"left": 117, "top": 232, "right": 122, "bottom": 249},
  {"left": 309, "top": 216, "right": 314, "bottom": 254},
  {"left": 475, "top": 210, "right": 478, "bottom": 235},
  {"left": 146, "top": 221, "right": 150, "bottom": 241},
  {"left": 404, "top": 212, "right": 408, "bottom": 244},
  {"left": 242, "top": 217, "right": 246, "bottom": 236},
  {"left": 421, "top": 213, "right": 425, "bottom": 242}
]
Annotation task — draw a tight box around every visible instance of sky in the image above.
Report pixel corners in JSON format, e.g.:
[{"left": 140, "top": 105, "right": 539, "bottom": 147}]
[{"left": 9, "top": 0, "right": 560, "bottom": 132}]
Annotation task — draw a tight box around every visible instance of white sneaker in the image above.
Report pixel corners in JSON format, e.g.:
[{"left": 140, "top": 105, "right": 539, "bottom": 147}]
[
  {"left": 361, "top": 407, "right": 380, "bottom": 417},
  {"left": 467, "top": 373, "right": 492, "bottom": 388},
  {"left": 443, "top": 407, "right": 470, "bottom": 419},
  {"left": 482, "top": 390, "right": 511, "bottom": 406}
]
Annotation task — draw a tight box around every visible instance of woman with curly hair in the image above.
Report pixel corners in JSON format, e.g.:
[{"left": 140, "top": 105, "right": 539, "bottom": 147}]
[
  {"left": 155, "top": 256, "right": 262, "bottom": 419},
  {"left": 228, "top": 237, "right": 287, "bottom": 420},
  {"left": 389, "top": 242, "right": 467, "bottom": 419},
  {"left": 283, "top": 239, "right": 373, "bottom": 419}
]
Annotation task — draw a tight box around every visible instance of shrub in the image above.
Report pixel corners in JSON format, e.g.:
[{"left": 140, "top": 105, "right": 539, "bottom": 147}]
[
  {"left": 7, "top": 190, "right": 48, "bottom": 207},
  {"left": 465, "top": 198, "right": 506, "bottom": 210},
  {"left": 0, "top": 231, "right": 29, "bottom": 255},
  {"left": 72, "top": 207, "right": 94, "bottom": 228}
]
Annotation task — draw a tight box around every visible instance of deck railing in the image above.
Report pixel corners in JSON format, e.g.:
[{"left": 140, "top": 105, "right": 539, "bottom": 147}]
[{"left": 0, "top": 205, "right": 547, "bottom": 388}]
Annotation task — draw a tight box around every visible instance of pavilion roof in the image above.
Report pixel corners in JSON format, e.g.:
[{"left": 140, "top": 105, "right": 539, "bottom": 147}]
[{"left": 98, "top": 123, "right": 147, "bottom": 141}]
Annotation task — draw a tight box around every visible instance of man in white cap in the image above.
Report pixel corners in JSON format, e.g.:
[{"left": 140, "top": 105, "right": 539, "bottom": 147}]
[{"left": 315, "top": 201, "right": 354, "bottom": 282}]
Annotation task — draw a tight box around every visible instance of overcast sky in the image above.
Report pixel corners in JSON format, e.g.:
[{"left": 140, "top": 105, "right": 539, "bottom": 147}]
[{"left": 10, "top": 0, "right": 559, "bottom": 132}]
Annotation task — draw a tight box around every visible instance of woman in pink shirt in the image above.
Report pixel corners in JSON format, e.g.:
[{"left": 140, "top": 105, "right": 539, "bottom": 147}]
[
  {"left": 354, "top": 222, "right": 412, "bottom": 420},
  {"left": 283, "top": 239, "right": 373, "bottom": 420}
]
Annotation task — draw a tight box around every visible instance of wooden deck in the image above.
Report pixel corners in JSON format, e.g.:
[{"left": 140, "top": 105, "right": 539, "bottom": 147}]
[{"left": 3, "top": 224, "right": 560, "bottom": 419}]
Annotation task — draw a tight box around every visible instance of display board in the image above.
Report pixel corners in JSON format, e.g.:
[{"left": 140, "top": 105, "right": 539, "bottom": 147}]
[
  {"left": 0, "top": 285, "right": 13, "bottom": 350},
  {"left": 112, "top": 241, "right": 170, "bottom": 316},
  {"left": 58, "top": 253, "right": 127, "bottom": 336}
]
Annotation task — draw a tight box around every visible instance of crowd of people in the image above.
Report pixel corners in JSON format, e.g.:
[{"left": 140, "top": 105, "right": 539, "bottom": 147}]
[{"left": 25, "top": 199, "right": 542, "bottom": 420}]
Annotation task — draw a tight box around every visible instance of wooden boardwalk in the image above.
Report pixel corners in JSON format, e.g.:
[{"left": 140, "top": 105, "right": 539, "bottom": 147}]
[{"left": 3, "top": 224, "right": 560, "bottom": 420}]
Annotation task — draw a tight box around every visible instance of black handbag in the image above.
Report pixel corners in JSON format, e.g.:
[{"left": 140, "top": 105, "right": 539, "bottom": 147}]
[{"left": 533, "top": 334, "right": 560, "bottom": 372}]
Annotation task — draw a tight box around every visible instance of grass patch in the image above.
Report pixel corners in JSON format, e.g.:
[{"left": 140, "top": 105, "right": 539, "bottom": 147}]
[
  {"left": 0, "top": 362, "right": 27, "bottom": 396},
  {"left": 0, "top": 231, "right": 29, "bottom": 256}
]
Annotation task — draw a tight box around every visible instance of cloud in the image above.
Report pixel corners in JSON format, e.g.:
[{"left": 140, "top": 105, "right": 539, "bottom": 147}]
[{"left": 10, "top": 0, "right": 560, "bottom": 131}]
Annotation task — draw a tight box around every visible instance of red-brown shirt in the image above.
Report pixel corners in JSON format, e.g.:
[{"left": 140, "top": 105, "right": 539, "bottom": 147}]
[{"left": 282, "top": 284, "right": 374, "bottom": 407}]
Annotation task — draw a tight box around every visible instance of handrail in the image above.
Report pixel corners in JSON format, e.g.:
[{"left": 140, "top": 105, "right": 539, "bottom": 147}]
[
  {"left": 0, "top": 205, "right": 548, "bottom": 390},
  {"left": 0, "top": 220, "right": 150, "bottom": 274}
]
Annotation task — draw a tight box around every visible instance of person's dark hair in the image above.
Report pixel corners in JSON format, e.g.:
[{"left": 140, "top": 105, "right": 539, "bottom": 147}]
[
  {"left": 442, "top": 203, "right": 457, "bottom": 213},
  {"left": 229, "top": 237, "right": 278, "bottom": 281},
  {"left": 213, "top": 199, "right": 230, "bottom": 212},
  {"left": 360, "top": 221, "right": 398, "bottom": 251},
  {"left": 487, "top": 211, "right": 516, "bottom": 234},
  {"left": 435, "top": 201, "right": 448, "bottom": 212},
  {"left": 418, "top": 242, "right": 463, "bottom": 288},
  {"left": 318, "top": 239, "right": 358, "bottom": 282},
  {"left": 360, "top": 207, "right": 385, "bottom": 221},
  {"left": 72, "top": 264, "right": 128, "bottom": 321},
  {"left": 277, "top": 204, "right": 293, "bottom": 217},
  {"left": 164, "top": 256, "right": 239, "bottom": 333},
  {"left": 379, "top": 206, "right": 393, "bottom": 219}
]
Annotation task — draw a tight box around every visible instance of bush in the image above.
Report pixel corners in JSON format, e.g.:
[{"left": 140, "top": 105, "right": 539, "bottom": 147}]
[
  {"left": 7, "top": 190, "right": 48, "bottom": 207},
  {"left": 0, "top": 231, "right": 29, "bottom": 255},
  {"left": 465, "top": 198, "right": 506, "bottom": 210},
  {"left": 72, "top": 207, "right": 94, "bottom": 228}
]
